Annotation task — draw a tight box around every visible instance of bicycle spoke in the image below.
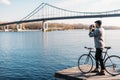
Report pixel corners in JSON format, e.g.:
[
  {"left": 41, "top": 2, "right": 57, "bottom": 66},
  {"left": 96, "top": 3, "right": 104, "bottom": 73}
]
[
  {"left": 78, "top": 54, "right": 93, "bottom": 73},
  {"left": 105, "top": 55, "right": 120, "bottom": 75}
]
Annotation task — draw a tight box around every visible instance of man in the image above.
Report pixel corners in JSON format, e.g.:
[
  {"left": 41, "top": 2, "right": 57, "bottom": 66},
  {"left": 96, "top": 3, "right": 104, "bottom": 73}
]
[{"left": 89, "top": 20, "right": 105, "bottom": 75}]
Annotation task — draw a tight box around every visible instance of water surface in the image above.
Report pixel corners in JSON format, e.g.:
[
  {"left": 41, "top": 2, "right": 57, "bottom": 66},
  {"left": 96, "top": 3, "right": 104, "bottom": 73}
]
[{"left": 0, "top": 30, "right": 119, "bottom": 80}]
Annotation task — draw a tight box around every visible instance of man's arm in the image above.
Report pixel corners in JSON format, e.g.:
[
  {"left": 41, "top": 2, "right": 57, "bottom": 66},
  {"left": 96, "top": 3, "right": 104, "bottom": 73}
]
[
  {"left": 89, "top": 31, "right": 95, "bottom": 37},
  {"left": 89, "top": 29, "right": 99, "bottom": 37}
]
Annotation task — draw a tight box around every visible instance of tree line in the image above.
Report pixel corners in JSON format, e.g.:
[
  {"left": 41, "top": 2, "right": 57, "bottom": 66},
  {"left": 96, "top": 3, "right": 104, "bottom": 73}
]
[{"left": 0, "top": 22, "right": 120, "bottom": 30}]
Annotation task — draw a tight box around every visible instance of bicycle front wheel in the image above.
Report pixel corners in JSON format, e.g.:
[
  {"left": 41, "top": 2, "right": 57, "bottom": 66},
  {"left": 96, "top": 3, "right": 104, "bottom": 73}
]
[
  {"left": 78, "top": 54, "right": 93, "bottom": 73},
  {"left": 105, "top": 55, "right": 120, "bottom": 76}
]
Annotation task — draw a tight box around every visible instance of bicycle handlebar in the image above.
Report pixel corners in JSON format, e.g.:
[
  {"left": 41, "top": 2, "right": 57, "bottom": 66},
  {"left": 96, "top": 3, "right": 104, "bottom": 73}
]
[
  {"left": 84, "top": 46, "right": 111, "bottom": 54},
  {"left": 84, "top": 46, "right": 94, "bottom": 50},
  {"left": 84, "top": 46, "right": 111, "bottom": 50}
]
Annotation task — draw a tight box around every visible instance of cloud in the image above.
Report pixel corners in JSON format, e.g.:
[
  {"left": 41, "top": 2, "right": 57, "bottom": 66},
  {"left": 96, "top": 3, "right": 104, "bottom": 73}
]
[{"left": 0, "top": 0, "right": 11, "bottom": 5}]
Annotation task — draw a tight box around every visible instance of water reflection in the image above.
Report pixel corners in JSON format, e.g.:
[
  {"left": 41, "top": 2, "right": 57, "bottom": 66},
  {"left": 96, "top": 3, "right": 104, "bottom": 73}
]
[
  {"left": 42, "top": 32, "right": 48, "bottom": 51},
  {"left": 0, "top": 30, "right": 119, "bottom": 80}
]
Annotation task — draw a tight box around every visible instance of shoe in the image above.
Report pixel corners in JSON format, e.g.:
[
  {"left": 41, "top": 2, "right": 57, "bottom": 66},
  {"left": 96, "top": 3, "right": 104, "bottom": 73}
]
[
  {"left": 96, "top": 70, "right": 105, "bottom": 75},
  {"left": 91, "top": 68, "right": 99, "bottom": 73}
]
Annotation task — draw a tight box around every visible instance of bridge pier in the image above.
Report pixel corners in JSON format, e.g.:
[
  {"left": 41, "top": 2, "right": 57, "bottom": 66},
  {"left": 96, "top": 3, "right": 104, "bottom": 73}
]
[
  {"left": 16, "top": 24, "right": 23, "bottom": 32},
  {"left": 4, "top": 25, "right": 9, "bottom": 32},
  {"left": 42, "top": 21, "right": 48, "bottom": 32}
]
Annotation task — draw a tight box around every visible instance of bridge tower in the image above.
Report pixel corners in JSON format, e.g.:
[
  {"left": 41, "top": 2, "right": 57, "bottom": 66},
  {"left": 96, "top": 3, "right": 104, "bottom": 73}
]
[
  {"left": 4, "top": 25, "right": 9, "bottom": 32},
  {"left": 42, "top": 21, "right": 48, "bottom": 32},
  {"left": 16, "top": 24, "right": 23, "bottom": 32}
]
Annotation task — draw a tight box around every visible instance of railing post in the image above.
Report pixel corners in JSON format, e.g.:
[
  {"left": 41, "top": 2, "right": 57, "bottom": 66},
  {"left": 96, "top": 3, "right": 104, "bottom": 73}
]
[
  {"left": 42, "top": 21, "right": 48, "bottom": 32},
  {"left": 4, "top": 25, "right": 9, "bottom": 32},
  {"left": 16, "top": 24, "right": 22, "bottom": 32}
]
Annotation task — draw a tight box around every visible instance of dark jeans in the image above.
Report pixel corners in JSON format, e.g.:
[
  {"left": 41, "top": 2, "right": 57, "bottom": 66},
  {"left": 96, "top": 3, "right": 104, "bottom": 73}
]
[{"left": 95, "top": 48, "right": 105, "bottom": 70}]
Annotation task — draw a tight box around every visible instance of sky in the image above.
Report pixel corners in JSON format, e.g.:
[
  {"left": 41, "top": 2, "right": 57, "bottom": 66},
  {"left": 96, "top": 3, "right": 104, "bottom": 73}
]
[{"left": 0, "top": 0, "right": 120, "bottom": 26}]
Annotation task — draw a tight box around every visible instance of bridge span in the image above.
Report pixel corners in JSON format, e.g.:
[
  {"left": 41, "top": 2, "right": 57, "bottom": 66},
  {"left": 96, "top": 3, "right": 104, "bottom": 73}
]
[{"left": 0, "top": 3, "right": 120, "bottom": 32}]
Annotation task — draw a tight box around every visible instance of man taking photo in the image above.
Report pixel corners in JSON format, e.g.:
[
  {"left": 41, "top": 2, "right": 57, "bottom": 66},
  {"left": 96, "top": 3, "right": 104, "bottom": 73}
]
[{"left": 89, "top": 20, "right": 105, "bottom": 75}]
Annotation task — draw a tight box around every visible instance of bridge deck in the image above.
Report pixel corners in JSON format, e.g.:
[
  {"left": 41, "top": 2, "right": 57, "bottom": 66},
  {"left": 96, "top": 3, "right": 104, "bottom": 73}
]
[
  {"left": 55, "top": 65, "right": 120, "bottom": 80},
  {"left": 0, "top": 14, "right": 120, "bottom": 26}
]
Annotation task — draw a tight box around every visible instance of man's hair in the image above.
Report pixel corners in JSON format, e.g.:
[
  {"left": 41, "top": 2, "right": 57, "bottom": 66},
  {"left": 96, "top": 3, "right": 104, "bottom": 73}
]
[{"left": 95, "top": 20, "right": 102, "bottom": 26}]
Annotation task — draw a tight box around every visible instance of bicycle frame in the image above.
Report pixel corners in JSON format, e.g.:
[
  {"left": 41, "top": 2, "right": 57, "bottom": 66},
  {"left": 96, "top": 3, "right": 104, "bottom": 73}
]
[
  {"left": 87, "top": 48, "right": 112, "bottom": 63},
  {"left": 78, "top": 47, "right": 120, "bottom": 75}
]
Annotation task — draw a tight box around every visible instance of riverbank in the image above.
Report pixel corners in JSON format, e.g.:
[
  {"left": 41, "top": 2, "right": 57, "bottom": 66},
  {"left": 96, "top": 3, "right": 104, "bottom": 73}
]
[
  {"left": 1, "top": 28, "right": 120, "bottom": 32},
  {"left": 0, "top": 22, "right": 120, "bottom": 32}
]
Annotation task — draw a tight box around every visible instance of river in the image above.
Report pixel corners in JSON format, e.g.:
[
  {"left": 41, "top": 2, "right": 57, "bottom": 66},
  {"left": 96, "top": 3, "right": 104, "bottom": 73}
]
[{"left": 0, "top": 30, "right": 119, "bottom": 80}]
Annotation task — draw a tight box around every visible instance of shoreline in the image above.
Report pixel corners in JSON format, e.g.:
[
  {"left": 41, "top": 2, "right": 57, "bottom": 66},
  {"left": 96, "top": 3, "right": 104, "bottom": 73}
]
[{"left": 0, "top": 29, "right": 120, "bottom": 32}]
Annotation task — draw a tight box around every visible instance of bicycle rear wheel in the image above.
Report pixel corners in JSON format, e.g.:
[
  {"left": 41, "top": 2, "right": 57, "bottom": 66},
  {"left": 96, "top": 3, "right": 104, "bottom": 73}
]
[
  {"left": 105, "top": 55, "right": 120, "bottom": 76},
  {"left": 78, "top": 54, "right": 93, "bottom": 73}
]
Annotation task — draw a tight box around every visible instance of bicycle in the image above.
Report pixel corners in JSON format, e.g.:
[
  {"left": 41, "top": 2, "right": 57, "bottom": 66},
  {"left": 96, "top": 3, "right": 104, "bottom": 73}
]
[{"left": 78, "top": 46, "right": 120, "bottom": 76}]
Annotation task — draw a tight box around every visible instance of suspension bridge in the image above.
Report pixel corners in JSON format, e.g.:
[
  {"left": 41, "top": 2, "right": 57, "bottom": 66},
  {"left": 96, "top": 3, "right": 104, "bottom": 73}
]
[{"left": 0, "top": 3, "right": 120, "bottom": 32}]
